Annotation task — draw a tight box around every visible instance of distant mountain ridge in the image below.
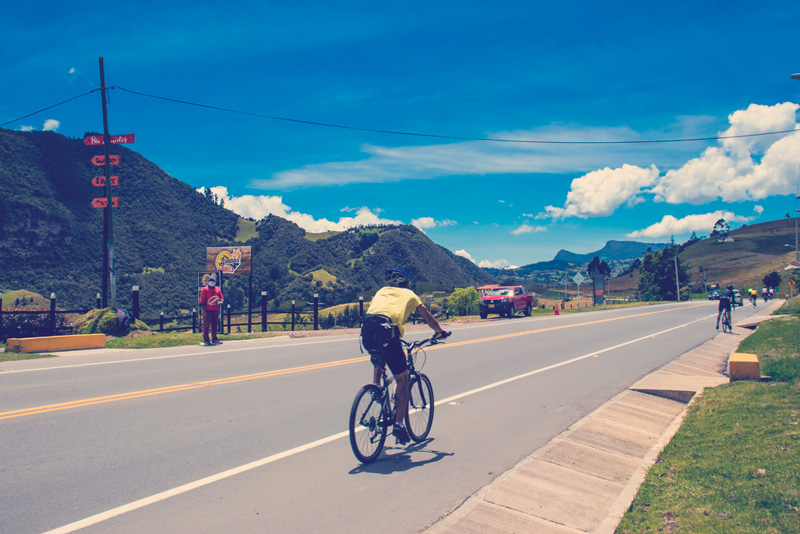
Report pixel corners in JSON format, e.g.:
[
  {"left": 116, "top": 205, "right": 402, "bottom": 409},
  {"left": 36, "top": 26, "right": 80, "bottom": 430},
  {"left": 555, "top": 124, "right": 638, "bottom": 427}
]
[
  {"left": 483, "top": 240, "right": 667, "bottom": 278},
  {"left": 553, "top": 240, "right": 667, "bottom": 263},
  {"left": 0, "top": 128, "right": 493, "bottom": 314}
]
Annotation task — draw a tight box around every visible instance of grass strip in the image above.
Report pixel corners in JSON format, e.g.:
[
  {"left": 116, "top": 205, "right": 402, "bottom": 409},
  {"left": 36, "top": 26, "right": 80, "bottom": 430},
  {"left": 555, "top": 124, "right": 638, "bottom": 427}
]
[{"left": 617, "top": 301, "right": 800, "bottom": 533}]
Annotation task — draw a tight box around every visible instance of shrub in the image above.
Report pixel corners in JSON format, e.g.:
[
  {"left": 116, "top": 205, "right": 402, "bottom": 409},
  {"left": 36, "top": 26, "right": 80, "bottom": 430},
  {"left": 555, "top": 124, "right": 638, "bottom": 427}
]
[
  {"left": 447, "top": 287, "right": 480, "bottom": 316},
  {"left": 73, "top": 308, "right": 150, "bottom": 336}
]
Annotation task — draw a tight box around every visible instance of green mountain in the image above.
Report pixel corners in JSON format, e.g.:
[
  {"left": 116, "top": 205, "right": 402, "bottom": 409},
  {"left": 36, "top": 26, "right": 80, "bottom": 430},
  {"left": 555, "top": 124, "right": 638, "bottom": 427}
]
[
  {"left": 0, "top": 128, "right": 492, "bottom": 316},
  {"left": 553, "top": 240, "right": 667, "bottom": 263},
  {"left": 483, "top": 240, "right": 667, "bottom": 282}
]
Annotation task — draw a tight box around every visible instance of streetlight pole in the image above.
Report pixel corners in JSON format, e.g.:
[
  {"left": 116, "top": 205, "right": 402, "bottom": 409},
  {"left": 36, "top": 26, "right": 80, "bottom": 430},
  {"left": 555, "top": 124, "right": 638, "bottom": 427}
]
[{"left": 792, "top": 74, "right": 800, "bottom": 264}]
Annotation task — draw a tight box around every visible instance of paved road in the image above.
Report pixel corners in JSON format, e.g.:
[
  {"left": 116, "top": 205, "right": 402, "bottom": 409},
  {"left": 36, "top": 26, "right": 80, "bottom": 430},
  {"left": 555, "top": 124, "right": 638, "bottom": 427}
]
[{"left": 0, "top": 300, "right": 761, "bottom": 533}]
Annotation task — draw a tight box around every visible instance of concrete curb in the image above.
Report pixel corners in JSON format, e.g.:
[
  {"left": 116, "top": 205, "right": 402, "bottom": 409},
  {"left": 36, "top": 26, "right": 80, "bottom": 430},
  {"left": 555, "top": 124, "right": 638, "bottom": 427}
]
[
  {"left": 423, "top": 300, "right": 782, "bottom": 534},
  {"left": 5, "top": 334, "right": 106, "bottom": 353}
]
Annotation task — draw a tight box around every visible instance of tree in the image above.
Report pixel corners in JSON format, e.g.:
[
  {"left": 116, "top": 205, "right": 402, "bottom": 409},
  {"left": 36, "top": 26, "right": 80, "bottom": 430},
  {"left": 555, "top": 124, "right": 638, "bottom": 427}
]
[
  {"left": 638, "top": 246, "right": 690, "bottom": 301},
  {"left": 447, "top": 287, "right": 480, "bottom": 316},
  {"left": 710, "top": 218, "right": 731, "bottom": 237},
  {"left": 763, "top": 272, "right": 781, "bottom": 290},
  {"left": 587, "top": 256, "right": 611, "bottom": 277}
]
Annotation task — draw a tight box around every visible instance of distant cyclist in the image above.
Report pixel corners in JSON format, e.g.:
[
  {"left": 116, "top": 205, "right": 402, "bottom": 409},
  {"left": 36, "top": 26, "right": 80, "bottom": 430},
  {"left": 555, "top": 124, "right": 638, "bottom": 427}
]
[
  {"left": 360, "top": 269, "right": 446, "bottom": 444},
  {"left": 749, "top": 288, "right": 757, "bottom": 306},
  {"left": 716, "top": 284, "right": 737, "bottom": 330}
]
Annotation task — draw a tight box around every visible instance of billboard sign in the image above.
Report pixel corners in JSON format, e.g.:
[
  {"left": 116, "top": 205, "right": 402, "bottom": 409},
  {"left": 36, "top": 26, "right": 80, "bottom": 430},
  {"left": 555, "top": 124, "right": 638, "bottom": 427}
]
[{"left": 206, "top": 247, "right": 251, "bottom": 276}]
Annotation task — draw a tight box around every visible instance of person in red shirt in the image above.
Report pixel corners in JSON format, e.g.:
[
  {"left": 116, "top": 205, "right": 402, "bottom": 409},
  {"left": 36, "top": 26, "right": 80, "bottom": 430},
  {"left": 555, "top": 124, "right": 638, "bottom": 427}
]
[{"left": 199, "top": 274, "right": 224, "bottom": 345}]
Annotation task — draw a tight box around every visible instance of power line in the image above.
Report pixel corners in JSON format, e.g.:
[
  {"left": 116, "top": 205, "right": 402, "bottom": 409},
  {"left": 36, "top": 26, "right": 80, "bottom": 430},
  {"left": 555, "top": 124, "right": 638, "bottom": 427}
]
[
  {"left": 0, "top": 89, "right": 102, "bottom": 127},
  {"left": 4, "top": 85, "right": 799, "bottom": 145}
]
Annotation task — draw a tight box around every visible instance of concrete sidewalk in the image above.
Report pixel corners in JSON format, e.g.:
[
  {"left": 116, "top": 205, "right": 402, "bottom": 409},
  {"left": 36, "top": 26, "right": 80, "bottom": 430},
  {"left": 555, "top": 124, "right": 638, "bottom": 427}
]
[{"left": 424, "top": 300, "right": 783, "bottom": 534}]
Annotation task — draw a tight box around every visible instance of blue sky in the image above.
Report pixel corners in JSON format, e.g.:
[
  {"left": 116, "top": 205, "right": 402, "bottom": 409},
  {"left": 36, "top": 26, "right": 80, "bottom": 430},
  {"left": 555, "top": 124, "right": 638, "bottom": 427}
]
[{"left": 3, "top": 1, "right": 800, "bottom": 268}]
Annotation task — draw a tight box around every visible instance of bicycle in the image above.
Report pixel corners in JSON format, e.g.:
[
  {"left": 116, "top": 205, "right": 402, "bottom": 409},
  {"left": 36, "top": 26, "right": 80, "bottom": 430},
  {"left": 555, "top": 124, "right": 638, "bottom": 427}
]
[
  {"left": 348, "top": 332, "right": 450, "bottom": 464},
  {"left": 721, "top": 306, "right": 732, "bottom": 333}
]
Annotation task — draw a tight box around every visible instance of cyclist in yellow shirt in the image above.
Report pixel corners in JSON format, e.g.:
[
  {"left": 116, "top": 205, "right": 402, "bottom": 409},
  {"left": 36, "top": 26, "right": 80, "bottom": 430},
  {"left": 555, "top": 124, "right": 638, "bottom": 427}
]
[{"left": 360, "top": 269, "right": 446, "bottom": 444}]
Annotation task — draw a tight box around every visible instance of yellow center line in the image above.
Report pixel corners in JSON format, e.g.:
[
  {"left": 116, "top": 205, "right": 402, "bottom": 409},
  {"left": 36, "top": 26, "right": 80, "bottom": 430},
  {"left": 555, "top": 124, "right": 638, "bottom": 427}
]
[
  {"left": 443, "top": 303, "right": 707, "bottom": 348},
  {"left": 0, "top": 356, "right": 367, "bottom": 420},
  {"left": 2, "top": 304, "right": 706, "bottom": 421}
]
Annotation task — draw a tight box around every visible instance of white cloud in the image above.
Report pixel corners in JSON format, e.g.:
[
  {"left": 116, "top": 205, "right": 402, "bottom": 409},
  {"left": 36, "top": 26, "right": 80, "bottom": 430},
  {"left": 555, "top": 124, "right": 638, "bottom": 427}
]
[
  {"left": 626, "top": 210, "right": 758, "bottom": 239},
  {"left": 411, "top": 217, "right": 457, "bottom": 231},
  {"left": 20, "top": 126, "right": 34, "bottom": 132},
  {"left": 652, "top": 103, "right": 800, "bottom": 204},
  {"left": 511, "top": 223, "right": 547, "bottom": 235},
  {"left": 42, "top": 119, "right": 60, "bottom": 131},
  {"left": 248, "top": 123, "right": 694, "bottom": 190},
  {"left": 68, "top": 67, "right": 76, "bottom": 74},
  {"left": 538, "top": 102, "right": 800, "bottom": 220},
  {"left": 478, "top": 258, "right": 516, "bottom": 269},
  {"left": 454, "top": 250, "right": 475, "bottom": 263},
  {"left": 200, "top": 186, "right": 401, "bottom": 233},
  {"left": 538, "top": 164, "right": 660, "bottom": 219}
]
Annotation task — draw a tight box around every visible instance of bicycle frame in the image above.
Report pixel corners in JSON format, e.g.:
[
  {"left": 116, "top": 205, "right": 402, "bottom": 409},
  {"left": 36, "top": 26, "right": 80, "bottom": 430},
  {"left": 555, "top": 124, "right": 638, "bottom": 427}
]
[{"left": 349, "top": 333, "right": 447, "bottom": 463}]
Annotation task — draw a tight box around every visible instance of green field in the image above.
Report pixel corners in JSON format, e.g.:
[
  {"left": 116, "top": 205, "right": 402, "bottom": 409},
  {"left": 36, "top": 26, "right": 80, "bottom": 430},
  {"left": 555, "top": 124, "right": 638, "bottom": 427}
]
[{"left": 617, "top": 299, "right": 800, "bottom": 534}]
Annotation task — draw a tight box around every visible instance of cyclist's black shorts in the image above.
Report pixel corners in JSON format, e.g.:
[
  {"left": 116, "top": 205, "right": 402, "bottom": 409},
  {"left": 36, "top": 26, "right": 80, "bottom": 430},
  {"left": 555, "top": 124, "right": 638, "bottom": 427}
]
[
  {"left": 382, "top": 336, "right": 408, "bottom": 376},
  {"left": 718, "top": 300, "right": 732, "bottom": 312}
]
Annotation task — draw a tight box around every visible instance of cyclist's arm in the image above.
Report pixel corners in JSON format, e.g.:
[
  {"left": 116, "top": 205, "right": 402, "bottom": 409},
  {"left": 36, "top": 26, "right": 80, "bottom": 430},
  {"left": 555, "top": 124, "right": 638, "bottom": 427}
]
[{"left": 416, "top": 304, "right": 444, "bottom": 335}]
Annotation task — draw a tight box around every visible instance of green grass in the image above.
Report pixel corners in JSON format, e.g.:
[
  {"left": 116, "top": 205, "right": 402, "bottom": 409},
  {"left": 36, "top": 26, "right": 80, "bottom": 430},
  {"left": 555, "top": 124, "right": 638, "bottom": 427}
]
[
  {"left": 617, "top": 382, "right": 800, "bottom": 534},
  {"left": 304, "top": 230, "right": 341, "bottom": 242},
  {"left": 104, "top": 330, "right": 288, "bottom": 349},
  {"left": 738, "top": 317, "right": 800, "bottom": 382},
  {"left": 234, "top": 218, "right": 258, "bottom": 242},
  {"left": 0, "top": 347, "right": 56, "bottom": 362},
  {"left": 309, "top": 268, "right": 337, "bottom": 284},
  {"left": 617, "top": 299, "right": 800, "bottom": 534}
]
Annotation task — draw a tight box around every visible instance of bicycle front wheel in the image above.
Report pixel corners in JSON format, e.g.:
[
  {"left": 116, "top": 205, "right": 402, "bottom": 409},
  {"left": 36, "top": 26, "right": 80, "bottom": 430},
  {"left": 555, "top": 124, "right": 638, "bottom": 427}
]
[
  {"left": 349, "top": 385, "right": 387, "bottom": 464},
  {"left": 405, "top": 373, "right": 434, "bottom": 442},
  {"left": 723, "top": 311, "right": 732, "bottom": 333}
]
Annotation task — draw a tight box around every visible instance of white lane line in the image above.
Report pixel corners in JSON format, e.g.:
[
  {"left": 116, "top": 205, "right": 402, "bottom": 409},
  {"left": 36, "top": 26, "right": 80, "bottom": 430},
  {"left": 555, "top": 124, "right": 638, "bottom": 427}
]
[
  {"left": 3, "top": 336, "right": 360, "bottom": 374},
  {"left": 8, "top": 302, "right": 706, "bottom": 374},
  {"left": 42, "top": 314, "right": 710, "bottom": 534}
]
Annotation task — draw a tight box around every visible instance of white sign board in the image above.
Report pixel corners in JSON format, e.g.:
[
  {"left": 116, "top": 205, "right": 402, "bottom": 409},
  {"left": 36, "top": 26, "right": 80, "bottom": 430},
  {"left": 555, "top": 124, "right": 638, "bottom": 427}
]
[{"left": 573, "top": 273, "right": 586, "bottom": 285}]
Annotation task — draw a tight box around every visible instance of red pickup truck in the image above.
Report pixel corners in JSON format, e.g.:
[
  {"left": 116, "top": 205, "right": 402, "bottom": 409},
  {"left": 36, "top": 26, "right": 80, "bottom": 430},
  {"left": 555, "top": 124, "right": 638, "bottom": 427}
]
[{"left": 479, "top": 286, "right": 535, "bottom": 319}]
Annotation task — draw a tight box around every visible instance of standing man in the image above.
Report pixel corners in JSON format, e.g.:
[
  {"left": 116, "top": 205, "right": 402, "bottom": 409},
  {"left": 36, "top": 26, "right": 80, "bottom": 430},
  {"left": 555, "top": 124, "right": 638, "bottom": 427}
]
[
  {"left": 360, "top": 269, "right": 448, "bottom": 444},
  {"left": 200, "top": 274, "right": 224, "bottom": 346}
]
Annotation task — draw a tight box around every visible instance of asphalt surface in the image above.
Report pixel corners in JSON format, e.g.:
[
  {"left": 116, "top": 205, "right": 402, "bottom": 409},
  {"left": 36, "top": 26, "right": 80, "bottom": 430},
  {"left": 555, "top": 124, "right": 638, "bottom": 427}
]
[{"left": 423, "top": 299, "right": 784, "bottom": 534}]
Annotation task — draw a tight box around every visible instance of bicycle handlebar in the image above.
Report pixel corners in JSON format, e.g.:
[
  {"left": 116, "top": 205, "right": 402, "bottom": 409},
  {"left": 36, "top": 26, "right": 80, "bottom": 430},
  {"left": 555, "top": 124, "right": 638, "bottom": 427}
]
[{"left": 403, "top": 331, "right": 452, "bottom": 351}]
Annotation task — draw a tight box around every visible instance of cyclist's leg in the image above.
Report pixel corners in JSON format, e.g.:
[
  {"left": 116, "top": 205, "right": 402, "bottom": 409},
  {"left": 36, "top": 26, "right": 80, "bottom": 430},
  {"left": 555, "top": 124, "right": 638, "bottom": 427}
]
[
  {"left": 382, "top": 337, "right": 408, "bottom": 425},
  {"left": 373, "top": 366, "right": 382, "bottom": 386},
  {"left": 393, "top": 370, "right": 410, "bottom": 424}
]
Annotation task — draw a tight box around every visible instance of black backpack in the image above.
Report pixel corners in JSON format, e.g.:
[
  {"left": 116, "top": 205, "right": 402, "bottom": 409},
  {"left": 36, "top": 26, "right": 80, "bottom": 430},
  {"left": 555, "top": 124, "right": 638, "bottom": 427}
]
[{"left": 360, "top": 314, "right": 396, "bottom": 367}]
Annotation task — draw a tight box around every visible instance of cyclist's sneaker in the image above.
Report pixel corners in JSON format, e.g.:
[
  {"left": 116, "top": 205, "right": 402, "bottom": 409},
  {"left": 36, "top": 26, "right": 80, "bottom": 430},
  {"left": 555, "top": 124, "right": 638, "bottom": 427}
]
[
  {"left": 393, "top": 424, "right": 410, "bottom": 445},
  {"left": 212, "top": 340, "right": 223, "bottom": 345}
]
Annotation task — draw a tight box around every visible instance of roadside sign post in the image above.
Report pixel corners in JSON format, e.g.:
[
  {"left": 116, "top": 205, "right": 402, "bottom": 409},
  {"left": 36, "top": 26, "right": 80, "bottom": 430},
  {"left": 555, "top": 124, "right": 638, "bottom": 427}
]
[
  {"left": 573, "top": 272, "right": 585, "bottom": 306},
  {"left": 99, "top": 57, "right": 116, "bottom": 308},
  {"left": 90, "top": 57, "right": 134, "bottom": 309}
]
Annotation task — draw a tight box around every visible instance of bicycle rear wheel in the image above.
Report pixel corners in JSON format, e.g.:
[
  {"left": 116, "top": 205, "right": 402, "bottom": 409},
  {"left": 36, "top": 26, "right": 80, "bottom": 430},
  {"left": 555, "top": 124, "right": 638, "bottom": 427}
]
[
  {"left": 405, "top": 373, "right": 434, "bottom": 442},
  {"left": 722, "top": 310, "right": 732, "bottom": 333},
  {"left": 349, "top": 385, "right": 387, "bottom": 464}
]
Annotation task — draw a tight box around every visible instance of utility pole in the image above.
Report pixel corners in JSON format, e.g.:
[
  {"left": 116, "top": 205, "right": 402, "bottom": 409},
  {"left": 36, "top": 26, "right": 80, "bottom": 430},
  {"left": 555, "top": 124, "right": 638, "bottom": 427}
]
[
  {"left": 99, "top": 58, "right": 116, "bottom": 308},
  {"left": 674, "top": 255, "right": 680, "bottom": 302}
]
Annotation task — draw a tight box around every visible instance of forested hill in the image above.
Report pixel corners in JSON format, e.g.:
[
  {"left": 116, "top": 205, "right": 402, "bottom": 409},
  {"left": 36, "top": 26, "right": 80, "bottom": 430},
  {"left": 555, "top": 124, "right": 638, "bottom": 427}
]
[
  {"left": 0, "top": 128, "right": 493, "bottom": 314},
  {"left": 553, "top": 240, "right": 666, "bottom": 263}
]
